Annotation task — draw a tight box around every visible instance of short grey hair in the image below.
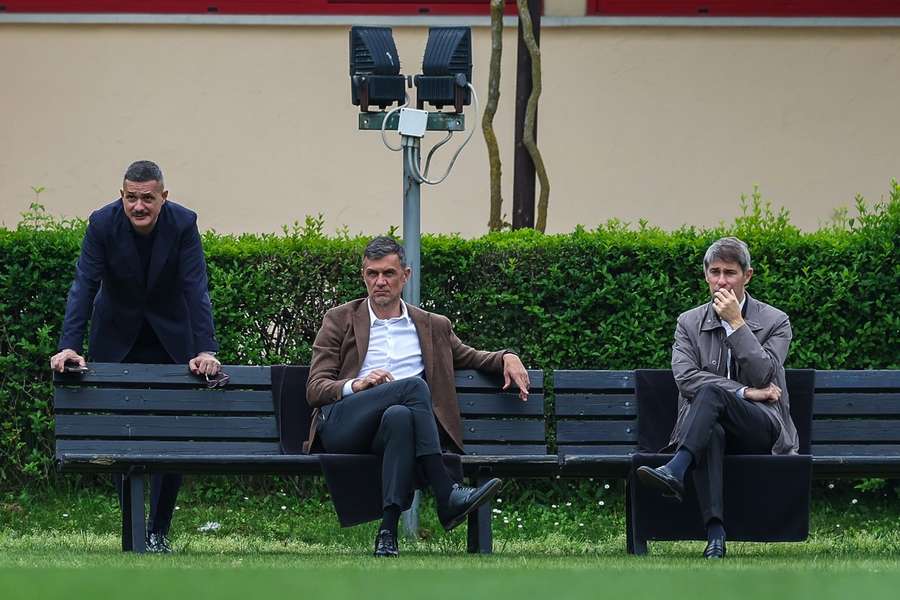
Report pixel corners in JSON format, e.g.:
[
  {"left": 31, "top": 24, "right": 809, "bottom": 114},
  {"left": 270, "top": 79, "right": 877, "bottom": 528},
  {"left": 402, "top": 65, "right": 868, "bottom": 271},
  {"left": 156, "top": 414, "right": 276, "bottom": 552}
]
[
  {"left": 703, "top": 237, "right": 752, "bottom": 272},
  {"left": 363, "top": 236, "right": 407, "bottom": 268},
  {"left": 123, "top": 160, "right": 164, "bottom": 188}
]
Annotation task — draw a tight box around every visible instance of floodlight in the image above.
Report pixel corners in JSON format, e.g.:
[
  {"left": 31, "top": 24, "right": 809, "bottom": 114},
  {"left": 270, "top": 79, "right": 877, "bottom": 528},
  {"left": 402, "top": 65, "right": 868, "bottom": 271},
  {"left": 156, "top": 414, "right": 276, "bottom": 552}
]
[
  {"left": 349, "top": 26, "right": 407, "bottom": 111},
  {"left": 414, "top": 27, "right": 472, "bottom": 112}
]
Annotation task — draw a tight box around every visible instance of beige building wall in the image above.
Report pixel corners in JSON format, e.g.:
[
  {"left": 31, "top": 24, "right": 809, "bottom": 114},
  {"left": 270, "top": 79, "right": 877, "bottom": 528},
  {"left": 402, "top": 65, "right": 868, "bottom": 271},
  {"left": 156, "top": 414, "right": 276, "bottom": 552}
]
[{"left": 1, "top": 23, "right": 898, "bottom": 236}]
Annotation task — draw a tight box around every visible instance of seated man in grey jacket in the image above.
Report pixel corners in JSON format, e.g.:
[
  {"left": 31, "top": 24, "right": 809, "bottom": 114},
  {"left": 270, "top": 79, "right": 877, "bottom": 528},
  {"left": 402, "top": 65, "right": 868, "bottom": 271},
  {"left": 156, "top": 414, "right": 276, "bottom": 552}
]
[{"left": 637, "top": 236, "right": 798, "bottom": 559}]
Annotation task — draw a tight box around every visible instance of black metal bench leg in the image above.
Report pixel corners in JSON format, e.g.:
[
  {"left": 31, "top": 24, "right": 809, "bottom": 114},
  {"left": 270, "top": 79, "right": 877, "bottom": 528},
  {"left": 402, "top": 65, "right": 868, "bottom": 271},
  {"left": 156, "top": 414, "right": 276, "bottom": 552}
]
[
  {"left": 123, "top": 472, "right": 146, "bottom": 553},
  {"left": 466, "top": 477, "right": 493, "bottom": 554},
  {"left": 625, "top": 476, "right": 647, "bottom": 556},
  {"left": 120, "top": 474, "right": 133, "bottom": 552}
]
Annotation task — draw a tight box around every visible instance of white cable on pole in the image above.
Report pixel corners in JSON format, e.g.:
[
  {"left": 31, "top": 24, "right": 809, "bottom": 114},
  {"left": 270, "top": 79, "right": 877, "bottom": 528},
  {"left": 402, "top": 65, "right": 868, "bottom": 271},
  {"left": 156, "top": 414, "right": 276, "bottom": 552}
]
[
  {"left": 380, "top": 93, "right": 410, "bottom": 152},
  {"left": 411, "top": 83, "right": 479, "bottom": 185}
]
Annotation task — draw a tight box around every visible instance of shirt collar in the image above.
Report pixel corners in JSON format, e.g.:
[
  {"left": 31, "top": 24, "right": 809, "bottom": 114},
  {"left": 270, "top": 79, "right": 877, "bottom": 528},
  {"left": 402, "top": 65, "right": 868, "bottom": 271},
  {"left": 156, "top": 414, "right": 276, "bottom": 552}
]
[{"left": 367, "top": 298, "right": 412, "bottom": 326}]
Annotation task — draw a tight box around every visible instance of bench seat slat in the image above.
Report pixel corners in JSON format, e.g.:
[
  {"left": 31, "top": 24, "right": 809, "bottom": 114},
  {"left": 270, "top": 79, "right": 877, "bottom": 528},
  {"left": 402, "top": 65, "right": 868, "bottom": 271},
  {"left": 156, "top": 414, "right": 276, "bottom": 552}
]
[
  {"left": 555, "top": 393, "right": 636, "bottom": 416},
  {"left": 812, "top": 420, "right": 900, "bottom": 443},
  {"left": 53, "top": 363, "right": 271, "bottom": 387},
  {"left": 54, "top": 388, "right": 275, "bottom": 413},
  {"left": 554, "top": 370, "right": 634, "bottom": 390},
  {"left": 461, "top": 419, "right": 545, "bottom": 443},
  {"left": 56, "top": 415, "right": 278, "bottom": 439},
  {"left": 556, "top": 420, "right": 638, "bottom": 443},
  {"left": 57, "top": 439, "right": 282, "bottom": 455},
  {"left": 813, "top": 393, "right": 900, "bottom": 416},
  {"left": 457, "top": 393, "right": 544, "bottom": 416}
]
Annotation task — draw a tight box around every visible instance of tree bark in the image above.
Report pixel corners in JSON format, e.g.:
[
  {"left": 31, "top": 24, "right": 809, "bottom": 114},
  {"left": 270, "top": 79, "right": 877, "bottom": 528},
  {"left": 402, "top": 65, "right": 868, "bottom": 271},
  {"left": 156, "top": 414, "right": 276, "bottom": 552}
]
[
  {"left": 517, "top": 0, "right": 550, "bottom": 233},
  {"left": 483, "top": 0, "right": 505, "bottom": 231}
]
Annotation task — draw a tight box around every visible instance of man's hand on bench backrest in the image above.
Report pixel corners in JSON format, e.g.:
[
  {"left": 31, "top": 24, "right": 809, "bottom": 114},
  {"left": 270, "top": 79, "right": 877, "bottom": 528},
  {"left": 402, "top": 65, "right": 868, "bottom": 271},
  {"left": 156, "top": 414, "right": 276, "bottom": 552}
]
[{"left": 502, "top": 354, "right": 530, "bottom": 401}]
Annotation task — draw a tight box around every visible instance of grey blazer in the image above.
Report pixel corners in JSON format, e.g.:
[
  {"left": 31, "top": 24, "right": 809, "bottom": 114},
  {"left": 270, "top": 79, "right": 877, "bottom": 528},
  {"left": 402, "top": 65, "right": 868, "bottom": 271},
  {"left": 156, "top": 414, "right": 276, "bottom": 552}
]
[{"left": 665, "top": 293, "right": 799, "bottom": 455}]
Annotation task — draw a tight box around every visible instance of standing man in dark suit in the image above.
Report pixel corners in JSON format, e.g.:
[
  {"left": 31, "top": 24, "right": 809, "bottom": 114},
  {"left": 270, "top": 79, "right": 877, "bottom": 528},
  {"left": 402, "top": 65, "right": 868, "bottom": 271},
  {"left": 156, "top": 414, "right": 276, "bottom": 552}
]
[
  {"left": 49, "top": 160, "right": 221, "bottom": 553},
  {"left": 636, "top": 237, "right": 798, "bottom": 559},
  {"left": 306, "top": 236, "right": 530, "bottom": 557}
]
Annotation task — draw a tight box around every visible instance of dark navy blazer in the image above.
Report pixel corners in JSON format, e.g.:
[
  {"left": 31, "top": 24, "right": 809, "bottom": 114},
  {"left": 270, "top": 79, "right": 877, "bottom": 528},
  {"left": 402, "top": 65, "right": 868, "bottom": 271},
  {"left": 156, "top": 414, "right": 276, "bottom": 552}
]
[{"left": 58, "top": 200, "right": 218, "bottom": 363}]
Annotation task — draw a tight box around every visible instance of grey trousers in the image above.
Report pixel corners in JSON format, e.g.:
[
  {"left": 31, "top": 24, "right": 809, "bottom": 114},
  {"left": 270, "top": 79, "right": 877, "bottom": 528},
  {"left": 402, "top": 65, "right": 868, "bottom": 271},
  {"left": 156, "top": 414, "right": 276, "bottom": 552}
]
[
  {"left": 679, "top": 383, "right": 779, "bottom": 525},
  {"left": 317, "top": 377, "right": 442, "bottom": 510}
]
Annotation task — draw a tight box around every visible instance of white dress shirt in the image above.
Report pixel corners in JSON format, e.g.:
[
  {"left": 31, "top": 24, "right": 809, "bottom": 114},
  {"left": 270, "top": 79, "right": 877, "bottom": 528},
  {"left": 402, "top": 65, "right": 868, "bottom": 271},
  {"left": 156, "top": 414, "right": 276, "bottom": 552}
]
[{"left": 341, "top": 299, "right": 425, "bottom": 397}]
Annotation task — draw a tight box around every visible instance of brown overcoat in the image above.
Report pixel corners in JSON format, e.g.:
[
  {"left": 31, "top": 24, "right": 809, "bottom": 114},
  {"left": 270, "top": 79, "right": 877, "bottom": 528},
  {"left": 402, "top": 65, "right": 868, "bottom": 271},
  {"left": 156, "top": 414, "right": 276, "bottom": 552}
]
[
  {"left": 304, "top": 298, "right": 507, "bottom": 453},
  {"left": 666, "top": 293, "right": 799, "bottom": 456}
]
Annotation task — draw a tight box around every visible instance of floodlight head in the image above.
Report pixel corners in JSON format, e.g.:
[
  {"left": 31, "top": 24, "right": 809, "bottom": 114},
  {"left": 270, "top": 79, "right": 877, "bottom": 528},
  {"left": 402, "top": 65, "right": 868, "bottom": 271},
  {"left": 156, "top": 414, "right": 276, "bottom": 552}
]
[
  {"left": 349, "top": 26, "right": 407, "bottom": 111},
  {"left": 414, "top": 27, "right": 472, "bottom": 112}
]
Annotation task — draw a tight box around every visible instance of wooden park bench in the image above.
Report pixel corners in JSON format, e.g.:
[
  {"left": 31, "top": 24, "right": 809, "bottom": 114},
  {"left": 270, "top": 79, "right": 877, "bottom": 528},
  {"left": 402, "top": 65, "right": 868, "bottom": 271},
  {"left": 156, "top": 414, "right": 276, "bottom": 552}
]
[{"left": 53, "top": 363, "right": 546, "bottom": 554}]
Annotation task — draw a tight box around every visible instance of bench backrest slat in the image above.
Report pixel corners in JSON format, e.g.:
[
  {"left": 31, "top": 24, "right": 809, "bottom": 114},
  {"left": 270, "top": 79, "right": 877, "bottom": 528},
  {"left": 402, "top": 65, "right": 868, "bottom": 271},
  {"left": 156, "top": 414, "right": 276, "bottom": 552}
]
[
  {"left": 815, "top": 370, "right": 900, "bottom": 389},
  {"left": 813, "top": 393, "right": 900, "bottom": 416},
  {"left": 461, "top": 418, "right": 545, "bottom": 443},
  {"left": 54, "top": 388, "right": 274, "bottom": 413},
  {"left": 556, "top": 420, "right": 638, "bottom": 444},
  {"left": 464, "top": 444, "right": 548, "bottom": 456},
  {"left": 813, "top": 420, "right": 900, "bottom": 443},
  {"left": 59, "top": 363, "right": 271, "bottom": 387},
  {"left": 811, "top": 444, "right": 900, "bottom": 457},
  {"left": 457, "top": 393, "right": 544, "bottom": 416},
  {"left": 56, "top": 415, "right": 279, "bottom": 440},
  {"left": 555, "top": 393, "right": 636, "bottom": 417}
]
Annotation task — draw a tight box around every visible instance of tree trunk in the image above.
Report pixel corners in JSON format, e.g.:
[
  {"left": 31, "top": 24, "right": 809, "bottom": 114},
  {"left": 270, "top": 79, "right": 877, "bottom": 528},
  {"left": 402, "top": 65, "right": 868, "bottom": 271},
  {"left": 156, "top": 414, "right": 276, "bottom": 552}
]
[
  {"left": 517, "top": 0, "right": 550, "bottom": 233},
  {"left": 483, "top": 0, "right": 505, "bottom": 231}
]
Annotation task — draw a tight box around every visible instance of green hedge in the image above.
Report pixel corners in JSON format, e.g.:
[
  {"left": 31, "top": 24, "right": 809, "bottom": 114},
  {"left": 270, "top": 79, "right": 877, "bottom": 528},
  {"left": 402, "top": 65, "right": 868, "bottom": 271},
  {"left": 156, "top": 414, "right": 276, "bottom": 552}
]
[{"left": 1, "top": 186, "right": 897, "bottom": 488}]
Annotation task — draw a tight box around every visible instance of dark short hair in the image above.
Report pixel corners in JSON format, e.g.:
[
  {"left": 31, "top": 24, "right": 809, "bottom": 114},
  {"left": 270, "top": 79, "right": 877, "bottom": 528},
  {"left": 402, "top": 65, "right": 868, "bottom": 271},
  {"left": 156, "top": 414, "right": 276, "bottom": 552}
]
[
  {"left": 123, "top": 160, "right": 164, "bottom": 188},
  {"left": 703, "top": 237, "right": 751, "bottom": 272},
  {"left": 363, "top": 236, "right": 407, "bottom": 268}
]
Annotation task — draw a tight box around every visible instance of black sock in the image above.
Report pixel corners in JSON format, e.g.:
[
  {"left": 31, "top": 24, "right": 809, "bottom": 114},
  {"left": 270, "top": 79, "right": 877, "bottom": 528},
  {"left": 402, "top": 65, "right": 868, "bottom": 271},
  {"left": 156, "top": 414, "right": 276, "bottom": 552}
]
[
  {"left": 666, "top": 448, "right": 693, "bottom": 481},
  {"left": 419, "top": 453, "right": 455, "bottom": 508},
  {"left": 707, "top": 519, "right": 725, "bottom": 542},
  {"left": 380, "top": 505, "right": 401, "bottom": 535}
]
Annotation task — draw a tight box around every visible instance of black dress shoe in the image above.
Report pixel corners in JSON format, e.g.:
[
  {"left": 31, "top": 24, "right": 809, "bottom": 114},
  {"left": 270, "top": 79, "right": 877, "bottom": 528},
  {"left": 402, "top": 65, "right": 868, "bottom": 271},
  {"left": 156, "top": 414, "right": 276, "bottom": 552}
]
[
  {"left": 703, "top": 537, "right": 726, "bottom": 559},
  {"left": 145, "top": 532, "right": 173, "bottom": 554},
  {"left": 437, "top": 479, "right": 502, "bottom": 532},
  {"left": 636, "top": 465, "right": 685, "bottom": 502},
  {"left": 373, "top": 529, "right": 399, "bottom": 557}
]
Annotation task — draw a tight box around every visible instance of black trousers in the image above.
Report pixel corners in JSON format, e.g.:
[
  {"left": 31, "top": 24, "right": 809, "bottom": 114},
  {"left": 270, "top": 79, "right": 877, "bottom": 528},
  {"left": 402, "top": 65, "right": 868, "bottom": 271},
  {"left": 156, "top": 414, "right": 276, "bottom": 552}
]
[
  {"left": 679, "top": 384, "right": 779, "bottom": 525},
  {"left": 317, "top": 377, "right": 442, "bottom": 510},
  {"left": 112, "top": 338, "right": 182, "bottom": 536}
]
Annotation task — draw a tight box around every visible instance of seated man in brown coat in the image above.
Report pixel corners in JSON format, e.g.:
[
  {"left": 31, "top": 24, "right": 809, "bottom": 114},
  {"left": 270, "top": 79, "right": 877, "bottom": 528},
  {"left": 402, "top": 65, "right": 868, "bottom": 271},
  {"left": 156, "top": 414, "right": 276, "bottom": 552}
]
[
  {"left": 637, "top": 237, "right": 798, "bottom": 559},
  {"left": 306, "top": 236, "right": 530, "bottom": 557}
]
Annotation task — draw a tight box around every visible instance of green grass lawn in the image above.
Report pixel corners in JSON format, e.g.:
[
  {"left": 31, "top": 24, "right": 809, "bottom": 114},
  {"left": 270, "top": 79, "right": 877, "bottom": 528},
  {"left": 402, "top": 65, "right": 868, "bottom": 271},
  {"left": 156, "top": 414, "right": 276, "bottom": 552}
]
[{"left": 2, "top": 479, "right": 899, "bottom": 599}]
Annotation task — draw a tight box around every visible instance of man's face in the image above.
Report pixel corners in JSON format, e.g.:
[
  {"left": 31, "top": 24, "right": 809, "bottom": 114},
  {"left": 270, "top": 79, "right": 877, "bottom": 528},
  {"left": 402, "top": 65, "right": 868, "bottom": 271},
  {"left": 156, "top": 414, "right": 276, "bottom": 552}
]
[
  {"left": 705, "top": 259, "right": 753, "bottom": 302},
  {"left": 362, "top": 254, "right": 409, "bottom": 309},
  {"left": 121, "top": 179, "right": 167, "bottom": 234}
]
